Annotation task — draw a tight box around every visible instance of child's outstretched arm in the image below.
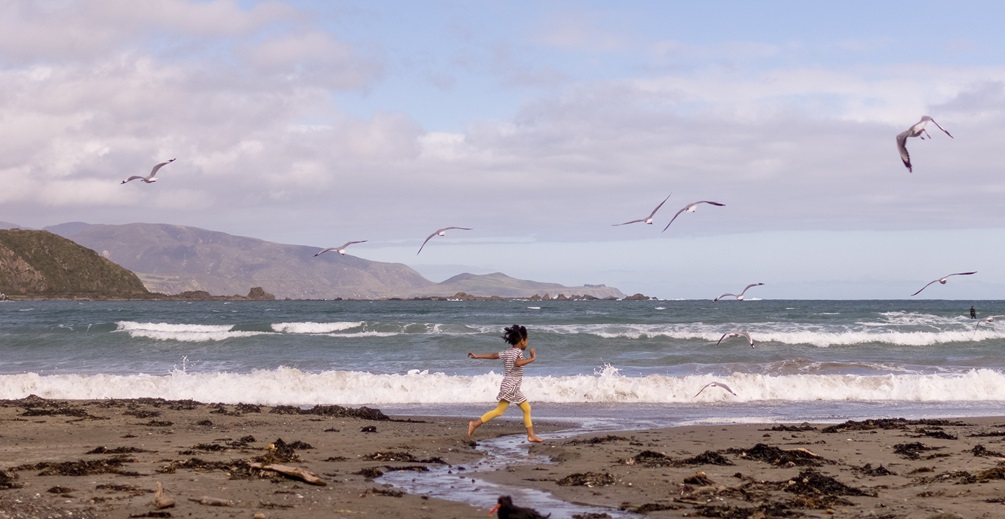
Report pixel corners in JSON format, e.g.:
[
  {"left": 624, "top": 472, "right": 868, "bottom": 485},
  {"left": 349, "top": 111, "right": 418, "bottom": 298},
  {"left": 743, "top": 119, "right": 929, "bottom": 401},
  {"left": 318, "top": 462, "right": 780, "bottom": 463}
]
[
  {"left": 468, "top": 352, "right": 500, "bottom": 360},
  {"left": 515, "top": 348, "right": 536, "bottom": 367}
]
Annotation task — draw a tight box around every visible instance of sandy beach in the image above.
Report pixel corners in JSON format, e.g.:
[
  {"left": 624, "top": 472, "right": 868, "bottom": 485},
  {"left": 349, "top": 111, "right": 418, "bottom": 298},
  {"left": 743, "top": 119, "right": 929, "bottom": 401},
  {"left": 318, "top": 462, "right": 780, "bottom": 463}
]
[{"left": 2, "top": 397, "right": 1005, "bottom": 518}]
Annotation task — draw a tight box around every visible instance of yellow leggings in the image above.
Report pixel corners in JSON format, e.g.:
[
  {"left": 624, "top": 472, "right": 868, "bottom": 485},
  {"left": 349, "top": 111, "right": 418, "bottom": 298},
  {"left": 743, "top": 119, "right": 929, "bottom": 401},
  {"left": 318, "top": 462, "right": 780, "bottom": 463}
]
[{"left": 479, "top": 400, "right": 533, "bottom": 428}]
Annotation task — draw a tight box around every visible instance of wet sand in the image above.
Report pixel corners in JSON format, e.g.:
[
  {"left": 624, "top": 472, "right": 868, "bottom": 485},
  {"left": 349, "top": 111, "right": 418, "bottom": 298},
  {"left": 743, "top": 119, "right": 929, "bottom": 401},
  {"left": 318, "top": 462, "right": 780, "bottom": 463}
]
[{"left": 2, "top": 397, "right": 1005, "bottom": 518}]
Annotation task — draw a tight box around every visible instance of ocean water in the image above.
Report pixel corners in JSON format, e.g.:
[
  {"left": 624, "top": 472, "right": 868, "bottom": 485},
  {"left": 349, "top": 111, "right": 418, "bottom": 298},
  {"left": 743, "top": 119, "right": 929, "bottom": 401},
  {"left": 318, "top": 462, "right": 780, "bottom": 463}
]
[{"left": 3, "top": 298, "right": 1005, "bottom": 427}]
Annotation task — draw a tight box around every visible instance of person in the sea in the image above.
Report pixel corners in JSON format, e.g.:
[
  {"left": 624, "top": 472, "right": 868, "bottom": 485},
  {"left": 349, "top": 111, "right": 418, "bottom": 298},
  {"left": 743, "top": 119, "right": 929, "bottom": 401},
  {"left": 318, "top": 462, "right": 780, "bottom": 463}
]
[
  {"left": 466, "top": 324, "right": 544, "bottom": 443},
  {"left": 971, "top": 305, "right": 977, "bottom": 319}
]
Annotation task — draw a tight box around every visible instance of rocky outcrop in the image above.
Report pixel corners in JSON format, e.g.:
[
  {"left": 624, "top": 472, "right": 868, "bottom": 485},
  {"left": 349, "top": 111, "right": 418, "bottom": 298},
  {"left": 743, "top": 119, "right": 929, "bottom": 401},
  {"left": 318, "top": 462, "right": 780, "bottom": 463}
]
[
  {"left": 169, "top": 287, "right": 277, "bottom": 301},
  {"left": 247, "top": 287, "right": 275, "bottom": 300},
  {"left": 0, "top": 230, "right": 150, "bottom": 298},
  {"left": 405, "top": 272, "right": 626, "bottom": 299}
]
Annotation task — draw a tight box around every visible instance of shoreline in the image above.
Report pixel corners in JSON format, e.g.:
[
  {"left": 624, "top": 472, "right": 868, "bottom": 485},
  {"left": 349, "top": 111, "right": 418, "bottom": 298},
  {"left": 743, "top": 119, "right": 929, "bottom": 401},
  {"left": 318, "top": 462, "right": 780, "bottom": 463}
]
[
  {"left": 0, "top": 293, "right": 652, "bottom": 302},
  {"left": 3, "top": 397, "right": 1005, "bottom": 518}
]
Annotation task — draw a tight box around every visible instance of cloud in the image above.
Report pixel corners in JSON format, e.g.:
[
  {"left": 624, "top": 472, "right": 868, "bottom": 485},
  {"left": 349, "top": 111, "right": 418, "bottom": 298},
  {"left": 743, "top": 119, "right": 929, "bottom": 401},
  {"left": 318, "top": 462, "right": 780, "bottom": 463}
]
[
  {"left": 4, "top": 1, "right": 1005, "bottom": 267},
  {"left": 0, "top": 0, "right": 395, "bottom": 225},
  {"left": 652, "top": 39, "right": 784, "bottom": 65},
  {"left": 0, "top": 0, "right": 298, "bottom": 64},
  {"left": 38, "top": 178, "right": 132, "bottom": 207},
  {"left": 238, "top": 30, "right": 383, "bottom": 89},
  {"left": 532, "top": 8, "right": 631, "bottom": 53}
]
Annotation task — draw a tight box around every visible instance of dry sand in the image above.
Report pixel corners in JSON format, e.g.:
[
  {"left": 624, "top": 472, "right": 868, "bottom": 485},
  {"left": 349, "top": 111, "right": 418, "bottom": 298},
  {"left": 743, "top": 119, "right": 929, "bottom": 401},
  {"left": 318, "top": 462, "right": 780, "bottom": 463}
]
[{"left": 2, "top": 396, "right": 1005, "bottom": 518}]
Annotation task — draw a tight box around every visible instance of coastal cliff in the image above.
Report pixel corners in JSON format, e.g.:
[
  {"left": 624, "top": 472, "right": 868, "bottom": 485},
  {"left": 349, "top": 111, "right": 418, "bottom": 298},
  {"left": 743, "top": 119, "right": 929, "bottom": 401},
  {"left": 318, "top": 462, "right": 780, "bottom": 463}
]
[{"left": 0, "top": 229, "right": 150, "bottom": 298}]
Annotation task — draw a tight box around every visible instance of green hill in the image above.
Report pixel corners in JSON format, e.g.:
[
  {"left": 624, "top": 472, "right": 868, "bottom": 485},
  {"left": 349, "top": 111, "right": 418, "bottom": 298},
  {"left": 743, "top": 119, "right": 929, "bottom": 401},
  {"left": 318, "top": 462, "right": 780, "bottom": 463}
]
[{"left": 0, "top": 229, "right": 150, "bottom": 298}]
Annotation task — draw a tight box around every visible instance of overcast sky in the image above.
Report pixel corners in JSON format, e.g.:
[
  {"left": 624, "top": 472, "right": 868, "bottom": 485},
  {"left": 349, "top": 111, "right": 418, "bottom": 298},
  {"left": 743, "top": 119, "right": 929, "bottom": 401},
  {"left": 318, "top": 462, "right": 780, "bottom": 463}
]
[{"left": 3, "top": 0, "right": 1005, "bottom": 300}]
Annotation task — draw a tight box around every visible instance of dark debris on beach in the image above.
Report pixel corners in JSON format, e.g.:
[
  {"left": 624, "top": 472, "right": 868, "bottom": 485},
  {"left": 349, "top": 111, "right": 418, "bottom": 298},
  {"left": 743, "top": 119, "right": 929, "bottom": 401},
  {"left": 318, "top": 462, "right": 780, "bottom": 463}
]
[
  {"left": 820, "top": 418, "right": 972, "bottom": 433},
  {"left": 625, "top": 449, "right": 737, "bottom": 469},
  {"left": 12, "top": 456, "right": 139, "bottom": 477},
  {"left": 85, "top": 446, "right": 152, "bottom": 455},
  {"left": 761, "top": 423, "right": 818, "bottom": 433},
  {"left": 564, "top": 435, "right": 632, "bottom": 446},
  {"left": 972, "top": 444, "right": 1005, "bottom": 458},
  {"left": 893, "top": 442, "right": 945, "bottom": 460},
  {"left": 852, "top": 463, "right": 897, "bottom": 477},
  {"left": 662, "top": 467, "right": 878, "bottom": 517},
  {"left": 158, "top": 457, "right": 267, "bottom": 481},
  {"left": 909, "top": 427, "right": 958, "bottom": 440},
  {"left": 725, "top": 443, "right": 831, "bottom": 467},
  {"left": 557, "top": 471, "right": 617, "bottom": 487},
  {"left": 269, "top": 404, "right": 391, "bottom": 421},
  {"left": 0, "top": 470, "right": 21, "bottom": 489},
  {"left": 783, "top": 469, "right": 876, "bottom": 498}
]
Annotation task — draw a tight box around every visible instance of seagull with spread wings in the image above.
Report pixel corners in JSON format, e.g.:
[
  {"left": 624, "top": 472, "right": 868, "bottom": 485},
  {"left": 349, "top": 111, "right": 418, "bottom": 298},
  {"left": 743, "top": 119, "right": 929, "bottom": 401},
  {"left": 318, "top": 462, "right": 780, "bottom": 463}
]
[
  {"left": 612, "top": 193, "right": 671, "bottom": 226},
  {"left": 973, "top": 314, "right": 1005, "bottom": 339},
  {"left": 121, "top": 158, "right": 176, "bottom": 184},
  {"left": 417, "top": 227, "right": 472, "bottom": 255},
  {"left": 716, "top": 331, "right": 755, "bottom": 348},
  {"left": 694, "top": 381, "right": 737, "bottom": 398},
  {"left": 662, "top": 200, "right": 725, "bottom": 231},
  {"left": 714, "top": 283, "right": 764, "bottom": 302},
  {"left": 896, "top": 116, "right": 953, "bottom": 173},
  {"left": 975, "top": 314, "right": 1005, "bottom": 329},
  {"left": 911, "top": 271, "right": 977, "bottom": 296},
  {"left": 314, "top": 240, "right": 367, "bottom": 256}
]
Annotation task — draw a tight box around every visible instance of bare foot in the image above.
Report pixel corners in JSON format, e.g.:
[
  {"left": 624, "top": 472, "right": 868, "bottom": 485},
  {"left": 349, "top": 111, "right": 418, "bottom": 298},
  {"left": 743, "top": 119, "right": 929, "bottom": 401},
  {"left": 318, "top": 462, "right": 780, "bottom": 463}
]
[
  {"left": 467, "top": 421, "right": 478, "bottom": 439},
  {"left": 528, "top": 435, "right": 544, "bottom": 443}
]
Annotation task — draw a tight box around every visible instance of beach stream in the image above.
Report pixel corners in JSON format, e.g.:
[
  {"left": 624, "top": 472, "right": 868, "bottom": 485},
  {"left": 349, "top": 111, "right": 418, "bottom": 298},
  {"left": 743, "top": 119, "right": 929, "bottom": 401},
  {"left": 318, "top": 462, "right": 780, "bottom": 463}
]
[{"left": 379, "top": 425, "right": 640, "bottom": 518}]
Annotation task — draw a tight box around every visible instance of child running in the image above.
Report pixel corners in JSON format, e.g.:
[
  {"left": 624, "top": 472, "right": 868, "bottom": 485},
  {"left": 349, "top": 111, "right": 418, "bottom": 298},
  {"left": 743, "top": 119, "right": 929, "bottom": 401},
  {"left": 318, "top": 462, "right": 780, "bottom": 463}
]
[{"left": 467, "top": 324, "right": 544, "bottom": 443}]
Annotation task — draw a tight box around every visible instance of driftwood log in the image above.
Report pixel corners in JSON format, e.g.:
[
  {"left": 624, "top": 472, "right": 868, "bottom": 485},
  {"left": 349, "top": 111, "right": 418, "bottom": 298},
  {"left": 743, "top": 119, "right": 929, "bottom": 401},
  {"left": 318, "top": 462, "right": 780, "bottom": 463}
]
[
  {"left": 152, "top": 481, "right": 175, "bottom": 509},
  {"left": 188, "top": 496, "right": 235, "bottom": 506},
  {"left": 249, "top": 462, "right": 327, "bottom": 486}
]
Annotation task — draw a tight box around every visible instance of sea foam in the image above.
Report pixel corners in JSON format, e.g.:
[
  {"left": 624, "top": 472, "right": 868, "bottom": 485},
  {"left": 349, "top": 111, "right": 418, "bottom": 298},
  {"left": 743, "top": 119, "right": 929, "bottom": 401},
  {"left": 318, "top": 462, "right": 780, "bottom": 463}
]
[
  {"left": 271, "top": 321, "right": 365, "bottom": 334},
  {"left": 3, "top": 367, "right": 1005, "bottom": 406},
  {"left": 115, "top": 321, "right": 269, "bottom": 342}
]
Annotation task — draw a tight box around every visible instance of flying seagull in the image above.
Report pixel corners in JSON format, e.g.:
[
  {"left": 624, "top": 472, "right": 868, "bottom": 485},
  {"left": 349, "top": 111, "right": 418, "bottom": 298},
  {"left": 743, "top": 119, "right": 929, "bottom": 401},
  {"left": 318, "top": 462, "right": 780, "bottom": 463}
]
[
  {"left": 121, "top": 158, "right": 176, "bottom": 184},
  {"left": 972, "top": 314, "right": 1005, "bottom": 340},
  {"left": 417, "top": 227, "right": 472, "bottom": 255},
  {"left": 975, "top": 315, "right": 1005, "bottom": 330},
  {"left": 716, "top": 331, "right": 755, "bottom": 348},
  {"left": 694, "top": 381, "right": 737, "bottom": 398},
  {"left": 974, "top": 314, "right": 1005, "bottom": 340},
  {"left": 314, "top": 240, "right": 367, "bottom": 256},
  {"left": 662, "top": 201, "right": 725, "bottom": 232},
  {"left": 714, "top": 283, "right": 764, "bottom": 302},
  {"left": 910, "top": 271, "right": 977, "bottom": 297},
  {"left": 896, "top": 116, "right": 953, "bottom": 173},
  {"left": 612, "top": 193, "right": 672, "bottom": 226}
]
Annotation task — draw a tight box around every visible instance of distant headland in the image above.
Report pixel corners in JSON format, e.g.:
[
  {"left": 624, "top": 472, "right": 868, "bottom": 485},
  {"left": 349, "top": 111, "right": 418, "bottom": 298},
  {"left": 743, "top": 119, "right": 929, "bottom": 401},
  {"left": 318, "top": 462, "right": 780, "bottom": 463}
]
[{"left": 0, "top": 227, "right": 653, "bottom": 301}]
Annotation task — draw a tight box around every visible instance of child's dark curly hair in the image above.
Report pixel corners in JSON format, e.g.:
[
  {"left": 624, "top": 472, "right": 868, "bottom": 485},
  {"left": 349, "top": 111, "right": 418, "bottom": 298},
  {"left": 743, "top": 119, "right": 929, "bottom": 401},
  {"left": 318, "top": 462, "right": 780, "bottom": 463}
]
[{"left": 502, "top": 324, "right": 528, "bottom": 346}]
